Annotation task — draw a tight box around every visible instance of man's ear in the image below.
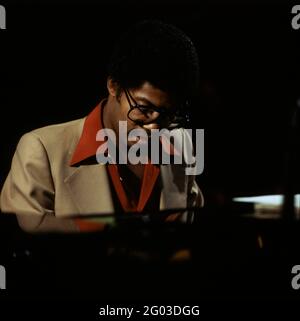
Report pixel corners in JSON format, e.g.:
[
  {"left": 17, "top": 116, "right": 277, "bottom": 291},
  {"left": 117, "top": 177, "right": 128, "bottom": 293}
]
[{"left": 107, "top": 77, "right": 119, "bottom": 97}]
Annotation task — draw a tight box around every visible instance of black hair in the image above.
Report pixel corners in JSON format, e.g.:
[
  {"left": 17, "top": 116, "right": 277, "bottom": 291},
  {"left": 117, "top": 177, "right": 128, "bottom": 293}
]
[{"left": 107, "top": 20, "right": 199, "bottom": 103}]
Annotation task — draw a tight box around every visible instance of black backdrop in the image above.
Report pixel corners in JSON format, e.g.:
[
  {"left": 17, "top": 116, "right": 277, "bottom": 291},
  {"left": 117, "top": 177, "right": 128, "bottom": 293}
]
[{"left": 1, "top": 0, "right": 300, "bottom": 203}]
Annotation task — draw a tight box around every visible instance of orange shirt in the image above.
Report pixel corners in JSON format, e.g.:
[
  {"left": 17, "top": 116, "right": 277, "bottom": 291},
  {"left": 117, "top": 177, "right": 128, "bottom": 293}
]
[{"left": 70, "top": 100, "right": 160, "bottom": 231}]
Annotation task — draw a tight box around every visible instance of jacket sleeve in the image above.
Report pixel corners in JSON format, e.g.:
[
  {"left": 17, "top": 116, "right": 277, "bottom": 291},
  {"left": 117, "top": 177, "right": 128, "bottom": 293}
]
[
  {"left": 0, "top": 132, "right": 78, "bottom": 232},
  {"left": 165, "top": 127, "right": 204, "bottom": 223},
  {"left": 180, "top": 176, "right": 203, "bottom": 223},
  {"left": 181, "top": 127, "right": 204, "bottom": 223},
  {"left": 187, "top": 177, "right": 204, "bottom": 209}
]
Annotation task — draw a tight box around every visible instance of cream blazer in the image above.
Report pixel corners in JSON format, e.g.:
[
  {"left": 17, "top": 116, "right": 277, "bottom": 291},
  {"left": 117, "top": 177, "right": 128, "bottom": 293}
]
[{"left": 0, "top": 117, "right": 203, "bottom": 232}]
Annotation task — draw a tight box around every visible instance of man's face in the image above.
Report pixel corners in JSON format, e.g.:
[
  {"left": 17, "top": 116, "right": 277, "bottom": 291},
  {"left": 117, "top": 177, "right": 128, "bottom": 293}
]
[{"left": 110, "top": 81, "right": 174, "bottom": 147}]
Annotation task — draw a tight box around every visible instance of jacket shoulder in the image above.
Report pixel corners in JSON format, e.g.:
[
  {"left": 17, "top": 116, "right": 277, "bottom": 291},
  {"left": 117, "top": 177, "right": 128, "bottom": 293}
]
[
  {"left": 29, "top": 118, "right": 84, "bottom": 143},
  {"left": 15, "top": 118, "right": 85, "bottom": 166}
]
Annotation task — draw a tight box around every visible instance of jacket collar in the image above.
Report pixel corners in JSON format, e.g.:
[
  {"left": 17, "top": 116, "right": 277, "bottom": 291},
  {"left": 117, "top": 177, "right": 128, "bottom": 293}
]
[{"left": 70, "top": 100, "right": 106, "bottom": 166}]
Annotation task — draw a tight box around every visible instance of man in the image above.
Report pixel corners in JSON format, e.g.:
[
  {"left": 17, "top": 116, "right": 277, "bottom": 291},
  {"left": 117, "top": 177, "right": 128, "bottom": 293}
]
[{"left": 0, "top": 20, "right": 203, "bottom": 232}]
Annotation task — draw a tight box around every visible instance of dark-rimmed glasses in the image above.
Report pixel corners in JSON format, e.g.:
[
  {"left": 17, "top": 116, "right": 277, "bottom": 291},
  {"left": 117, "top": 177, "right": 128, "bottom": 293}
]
[{"left": 124, "top": 88, "right": 190, "bottom": 130}]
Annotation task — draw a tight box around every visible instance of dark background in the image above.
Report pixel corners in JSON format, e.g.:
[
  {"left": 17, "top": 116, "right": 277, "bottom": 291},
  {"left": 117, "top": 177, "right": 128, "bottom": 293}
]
[
  {"left": 1, "top": 0, "right": 300, "bottom": 204},
  {"left": 1, "top": 1, "right": 300, "bottom": 310}
]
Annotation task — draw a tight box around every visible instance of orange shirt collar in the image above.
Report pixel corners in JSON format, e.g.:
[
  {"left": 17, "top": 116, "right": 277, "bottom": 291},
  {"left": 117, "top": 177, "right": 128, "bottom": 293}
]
[
  {"left": 70, "top": 100, "right": 106, "bottom": 166},
  {"left": 70, "top": 99, "right": 177, "bottom": 166}
]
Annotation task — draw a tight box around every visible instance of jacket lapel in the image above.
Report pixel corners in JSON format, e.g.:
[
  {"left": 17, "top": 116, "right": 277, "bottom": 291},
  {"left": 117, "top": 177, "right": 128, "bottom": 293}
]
[{"left": 64, "top": 164, "right": 115, "bottom": 216}]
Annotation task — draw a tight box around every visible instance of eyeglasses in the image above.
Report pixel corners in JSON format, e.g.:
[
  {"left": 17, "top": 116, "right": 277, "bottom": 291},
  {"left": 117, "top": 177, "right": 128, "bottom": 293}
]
[{"left": 124, "top": 88, "right": 191, "bottom": 130}]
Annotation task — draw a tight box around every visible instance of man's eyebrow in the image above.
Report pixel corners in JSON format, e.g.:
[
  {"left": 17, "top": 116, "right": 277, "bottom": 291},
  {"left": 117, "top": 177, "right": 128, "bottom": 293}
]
[
  {"left": 134, "top": 95, "right": 170, "bottom": 109},
  {"left": 134, "top": 96, "right": 156, "bottom": 106}
]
